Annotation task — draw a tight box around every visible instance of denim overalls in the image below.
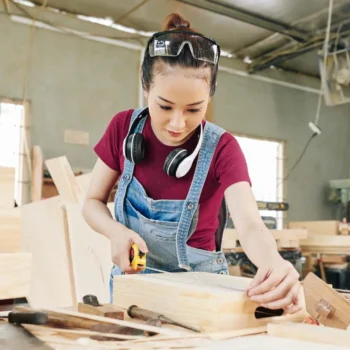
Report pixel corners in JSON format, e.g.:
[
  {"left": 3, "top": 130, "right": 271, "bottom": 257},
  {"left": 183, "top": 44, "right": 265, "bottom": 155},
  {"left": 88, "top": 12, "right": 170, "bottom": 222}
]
[{"left": 110, "top": 108, "right": 229, "bottom": 298}]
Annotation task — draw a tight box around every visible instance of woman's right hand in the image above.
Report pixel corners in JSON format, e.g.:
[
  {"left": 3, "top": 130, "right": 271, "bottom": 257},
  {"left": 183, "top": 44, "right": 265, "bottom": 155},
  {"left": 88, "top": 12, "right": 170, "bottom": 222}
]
[{"left": 110, "top": 227, "right": 148, "bottom": 274}]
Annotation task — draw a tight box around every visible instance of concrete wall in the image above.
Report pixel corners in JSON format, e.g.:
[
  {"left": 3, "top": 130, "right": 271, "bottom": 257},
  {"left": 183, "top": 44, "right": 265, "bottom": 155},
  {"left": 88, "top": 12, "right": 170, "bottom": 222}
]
[
  {"left": 1, "top": 14, "right": 350, "bottom": 222},
  {"left": 215, "top": 72, "right": 350, "bottom": 221},
  {"left": 0, "top": 15, "right": 140, "bottom": 171}
]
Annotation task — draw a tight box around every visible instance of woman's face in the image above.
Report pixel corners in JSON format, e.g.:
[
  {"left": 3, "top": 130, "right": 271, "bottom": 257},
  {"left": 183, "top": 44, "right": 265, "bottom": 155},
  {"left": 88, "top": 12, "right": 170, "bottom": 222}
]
[{"left": 145, "top": 65, "right": 211, "bottom": 146}]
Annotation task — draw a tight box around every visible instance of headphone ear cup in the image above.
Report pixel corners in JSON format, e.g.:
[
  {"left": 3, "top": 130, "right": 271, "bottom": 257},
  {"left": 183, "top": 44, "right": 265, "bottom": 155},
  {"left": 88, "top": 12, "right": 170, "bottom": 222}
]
[
  {"left": 125, "top": 132, "right": 145, "bottom": 163},
  {"left": 163, "top": 149, "right": 189, "bottom": 177}
]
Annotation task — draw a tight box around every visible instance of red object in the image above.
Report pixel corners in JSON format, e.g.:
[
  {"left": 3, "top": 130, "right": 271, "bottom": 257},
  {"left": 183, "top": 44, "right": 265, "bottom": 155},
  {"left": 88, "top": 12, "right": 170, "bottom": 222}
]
[{"left": 94, "top": 109, "right": 251, "bottom": 251}]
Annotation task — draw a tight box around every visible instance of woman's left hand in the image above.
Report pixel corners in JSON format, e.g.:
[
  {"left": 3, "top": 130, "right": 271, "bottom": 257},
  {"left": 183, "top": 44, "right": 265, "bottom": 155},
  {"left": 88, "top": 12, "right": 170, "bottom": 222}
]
[{"left": 246, "top": 255, "right": 302, "bottom": 314}]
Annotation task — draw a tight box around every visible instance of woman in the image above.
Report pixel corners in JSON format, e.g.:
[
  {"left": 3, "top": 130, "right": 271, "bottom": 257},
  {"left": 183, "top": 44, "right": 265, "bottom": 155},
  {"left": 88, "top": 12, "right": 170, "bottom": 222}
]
[{"left": 82, "top": 13, "right": 301, "bottom": 314}]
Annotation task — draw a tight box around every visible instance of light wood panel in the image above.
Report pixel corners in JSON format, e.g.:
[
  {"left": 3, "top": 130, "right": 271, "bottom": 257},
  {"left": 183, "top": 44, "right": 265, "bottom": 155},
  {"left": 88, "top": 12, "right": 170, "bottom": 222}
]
[
  {"left": 113, "top": 272, "right": 307, "bottom": 332},
  {"left": 45, "top": 156, "right": 83, "bottom": 204},
  {"left": 0, "top": 253, "right": 32, "bottom": 300},
  {"left": 20, "top": 196, "right": 75, "bottom": 308},
  {"left": 267, "top": 322, "right": 350, "bottom": 348},
  {"left": 75, "top": 173, "right": 91, "bottom": 196},
  {"left": 65, "top": 204, "right": 113, "bottom": 304},
  {"left": 31, "top": 145, "right": 44, "bottom": 202},
  {"left": 223, "top": 228, "right": 308, "bottom": 250},
  {"left": 288, "top": 220, "right": 339, "bottom": 235},
  {"left": 0, "top": 208, "right": 21, "bottom": 252},
  {"left": 0, "top": 166, "right": 15, "bottom": 209}
]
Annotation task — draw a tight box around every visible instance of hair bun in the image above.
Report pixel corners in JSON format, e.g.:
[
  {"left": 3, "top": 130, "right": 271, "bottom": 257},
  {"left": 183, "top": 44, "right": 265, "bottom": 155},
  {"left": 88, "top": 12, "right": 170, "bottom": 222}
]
[{"left": 162, "top": 13, "right": 191, "bottom": 31}]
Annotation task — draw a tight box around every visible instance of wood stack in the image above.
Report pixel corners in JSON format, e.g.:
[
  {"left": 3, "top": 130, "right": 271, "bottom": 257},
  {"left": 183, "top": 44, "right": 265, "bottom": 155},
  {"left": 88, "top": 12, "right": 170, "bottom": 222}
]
[
  {"left": 0, "top": 166, "right": 32, "bottom": 301},
  {"left": 289, "top": 220, "right": 350, "bottom": 280},
  {"left": 17, "top": 155, "right": 115, "bottom": 310}
]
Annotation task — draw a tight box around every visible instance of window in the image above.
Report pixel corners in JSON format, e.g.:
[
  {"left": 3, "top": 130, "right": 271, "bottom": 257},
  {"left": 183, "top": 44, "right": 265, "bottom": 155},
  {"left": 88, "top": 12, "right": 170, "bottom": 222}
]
[
  {"left": 0, "top": 101, "right": 25, "bottom": 205},
  {"left": 235, "top": 135, "right": 285, "bottom": 228}
]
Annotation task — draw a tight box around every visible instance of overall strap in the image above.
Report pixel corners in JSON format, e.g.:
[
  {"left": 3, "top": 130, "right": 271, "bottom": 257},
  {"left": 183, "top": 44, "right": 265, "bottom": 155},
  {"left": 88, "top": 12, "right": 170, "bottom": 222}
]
[
  {"left": 176, "top": 122, "right": 226, "bottom": 270},
  {"left": 115, "top": 107, "right": 147, "bottom": 225}
]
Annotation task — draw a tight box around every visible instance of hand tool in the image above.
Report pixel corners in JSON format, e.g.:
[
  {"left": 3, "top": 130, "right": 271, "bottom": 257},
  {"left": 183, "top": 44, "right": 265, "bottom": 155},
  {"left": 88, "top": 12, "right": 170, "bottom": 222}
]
[
  {"left": 12, "top": 306, "right": 146, "bottom": 336},
  {"left": 78, "top": 294, "right": 124, "bottom": 320},
  {"left": 127, "top": 305, "right": 201, "bottom": 333},
  {"left": 0, "top": 309, "right": 48, "bottom": 325},
  {"left": 129, "top": 243, "right": 168, "bottom": 273}
]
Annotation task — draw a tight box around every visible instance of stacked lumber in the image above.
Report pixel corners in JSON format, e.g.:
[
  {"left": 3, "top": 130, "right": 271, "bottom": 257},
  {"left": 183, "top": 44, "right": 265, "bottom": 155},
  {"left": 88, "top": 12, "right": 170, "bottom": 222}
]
[
  {"left": 223, "top": 227, "right": 308, "bottom": 250},
  {"left": 289, "top": 220, "right": 350, "bottom": 255},
  {"left": 0, "top": 166, "right": 32, "bottom": 301},
  {"left": 17, "top": 155, "right": 114, "bottom": 309}
]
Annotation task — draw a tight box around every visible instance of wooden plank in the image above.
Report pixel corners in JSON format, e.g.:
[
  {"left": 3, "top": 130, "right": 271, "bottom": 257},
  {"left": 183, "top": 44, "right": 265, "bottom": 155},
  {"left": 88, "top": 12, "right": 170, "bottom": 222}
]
[
  {"left": 31, "top": 145, "right": 44, "bottom": 202},
  {"left": 223, "top": 228, "right": 307, "bottom": 250},
  {"left": 0, "top": 253, "right": 32, "bottom": 300},
  {"left": 75, "top": 173, "right": 91, "bottom": 196},
  {"left": 48, "top": 308, "right": 185, "bottom": 337},
  {"left": 65, "top": 204, "right": 113, "bottom": 305},
  {"left": 288, "top": 220, "right": 339, "bottom": 235},
  {"left": 0, "top": 208, "right": 21, "bottom": 252},
  {"left": 0, "top": 166, "right": 15, "bottom": 209},
  {"left": 303, "top": 272, "right": 350, "bottom": 329},
  {"left": 321, "top": 255, "right": 347, "bottom": 264},
  {"left": 45, "top": 156, "right": 82, "bottom": 204},
  {"left": 267, "top": 322, "right": 350, "bottom": 348},
  {"left": 302, "top": 246, "right": 350, "bottom": 254},
  {"left": 20, "top": 197, "right": 76, "bottom": 309},
  {"left": 113, "top": 272, "right": 307, "bottom": 332},
  {"left": 300, "top": 234, "right": 350, "bottom": 247}
]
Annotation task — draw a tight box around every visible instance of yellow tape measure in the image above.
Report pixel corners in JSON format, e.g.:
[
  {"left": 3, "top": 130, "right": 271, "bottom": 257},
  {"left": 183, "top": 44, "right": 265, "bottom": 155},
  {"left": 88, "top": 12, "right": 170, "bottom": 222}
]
[{"left": 129, "top": 243, "right": 147, "bottom": 270}]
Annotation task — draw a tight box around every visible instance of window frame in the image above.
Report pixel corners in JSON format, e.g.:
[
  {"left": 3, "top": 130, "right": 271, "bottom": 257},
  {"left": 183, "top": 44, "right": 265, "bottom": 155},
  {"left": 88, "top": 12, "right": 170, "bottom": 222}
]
[
  {"left": 229, "top": 130, "right": 287, "bottom": 228},
  {"left": 0, "top": 96, "right": 31, "bottom": 206}
]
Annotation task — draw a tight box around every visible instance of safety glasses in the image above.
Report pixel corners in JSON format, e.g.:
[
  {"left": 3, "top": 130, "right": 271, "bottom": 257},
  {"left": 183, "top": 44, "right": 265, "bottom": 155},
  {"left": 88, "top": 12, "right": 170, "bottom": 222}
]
[{"left": 147, "top": 29, "right": 220, "bottom": 65}]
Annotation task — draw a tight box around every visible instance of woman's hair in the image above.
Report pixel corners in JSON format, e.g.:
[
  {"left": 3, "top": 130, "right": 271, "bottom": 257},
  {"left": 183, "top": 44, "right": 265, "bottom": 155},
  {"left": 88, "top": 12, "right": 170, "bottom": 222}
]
[{"left": 141, "top": 13, "right": 219, "bottom": 96}]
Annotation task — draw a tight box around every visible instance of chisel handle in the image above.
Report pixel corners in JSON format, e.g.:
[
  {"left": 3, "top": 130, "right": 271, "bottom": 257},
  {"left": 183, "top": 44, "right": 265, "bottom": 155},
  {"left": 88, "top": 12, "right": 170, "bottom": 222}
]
[
  {"left": 127, "top": 305, "right": 162, "bottom": 322},
  {"left": 8, "top": 310, "right": 48, "bottom": 325}
]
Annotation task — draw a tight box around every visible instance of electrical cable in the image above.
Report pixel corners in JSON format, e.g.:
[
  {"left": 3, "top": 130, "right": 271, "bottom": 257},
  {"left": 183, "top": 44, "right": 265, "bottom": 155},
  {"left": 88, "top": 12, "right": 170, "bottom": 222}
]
[
  {"left": 276, "top": 0, "right": 333, "bottom": 190},
  {"left": 277, "top": 132, "right": 317, "bottom": 189}
]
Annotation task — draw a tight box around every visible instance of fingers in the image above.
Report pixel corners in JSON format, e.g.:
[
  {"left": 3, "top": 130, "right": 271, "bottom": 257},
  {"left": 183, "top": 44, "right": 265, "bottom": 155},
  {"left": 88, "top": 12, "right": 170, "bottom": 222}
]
[
  {"left": 248, "top": 269, "right": 285, "bottom": 297},
  {"left": 260, "top": 283, "right": 300, "bottom": 311},
  {"left": 247, "top": 267, "right": 269, "bottom": 292},
  {"left": 132, "top": 234, "right": 148, "bottom": 253},
  {"left": 249, "top": 275, "right": 297, "bottom": 304}
]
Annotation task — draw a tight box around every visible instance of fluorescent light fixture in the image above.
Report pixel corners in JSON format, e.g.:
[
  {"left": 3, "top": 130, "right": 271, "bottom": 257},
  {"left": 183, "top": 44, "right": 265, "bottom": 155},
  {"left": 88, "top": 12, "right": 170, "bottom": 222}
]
[
  {"left": 10, "top": 15, "right": 143, "bottom": 51},
  {"left": 244, "top": 56, "right": 252, "bottom": 64},
  {"left": 12, "top": 0, "right": 35, "bottom": 7}
]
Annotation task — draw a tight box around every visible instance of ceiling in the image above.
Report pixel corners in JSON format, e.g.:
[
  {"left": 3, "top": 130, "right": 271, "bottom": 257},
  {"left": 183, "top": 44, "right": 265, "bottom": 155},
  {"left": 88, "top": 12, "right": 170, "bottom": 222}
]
[{"left": 15, "top": 0, "right": 350, "bottom": 78}]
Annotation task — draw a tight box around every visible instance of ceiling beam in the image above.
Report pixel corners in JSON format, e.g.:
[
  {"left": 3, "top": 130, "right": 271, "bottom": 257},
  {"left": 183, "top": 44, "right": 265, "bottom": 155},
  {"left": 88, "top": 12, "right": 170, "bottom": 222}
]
[
  {"left": 249, "top": 21, "right": 350, "bottom": 73},
  {"left": 176, "top": 0, "right": 310, "bottom": 42}
]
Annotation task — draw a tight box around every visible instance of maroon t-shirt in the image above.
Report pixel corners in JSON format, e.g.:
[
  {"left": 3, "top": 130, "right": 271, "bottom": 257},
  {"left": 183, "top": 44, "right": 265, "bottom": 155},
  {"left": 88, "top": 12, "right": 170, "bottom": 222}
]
[{"left": 94, "top": 109, "right": 251, "bottom": 251}]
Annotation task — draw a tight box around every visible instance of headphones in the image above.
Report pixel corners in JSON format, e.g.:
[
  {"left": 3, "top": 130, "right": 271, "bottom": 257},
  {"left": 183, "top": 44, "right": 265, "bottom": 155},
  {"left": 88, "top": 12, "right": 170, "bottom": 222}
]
[{"left": 122, "top": 108, "right": 203, "bottom": 178}]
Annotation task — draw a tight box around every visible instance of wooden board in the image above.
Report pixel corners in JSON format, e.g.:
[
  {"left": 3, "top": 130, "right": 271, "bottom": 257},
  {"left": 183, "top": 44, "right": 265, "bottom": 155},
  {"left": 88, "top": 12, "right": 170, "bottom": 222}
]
[
  {"left": 0, "top": 208, "right": 21, "bottom": 253},
  {"left": 113, "top": 272, "right": 307, "bottom": 332},
  {"left": 0, "top": 253, "right": 32, "bottom": 300},
  {"left": 45, "top": 156, "right": 82, "bottom": 204},
  {"left": 0, "top": 166, "right": 15, "bottom": 209},
  {"left": 303, "top": 272, "right": 350, "bottom": 329},
  {"left": 300, "top": 234, "right": 350, "bottom": 247},
  {"left": 223, "top": 228, "right": 308, "bottom": 250},
  {"left": 65, "top": 204, "right": 113, "bottom": 305},
  {"left": 20, "top": 197, "right": 76, "bottom": 309},
  {"left": 267, "top": 322, "right": 350, "bottom": 348},
  {"left": 31, "top": 145, "right": 44, "bottom": 202},
  {"left": 75, "top": 173, "right": 91, "bottom": 196},
  {"left": 288, "top": 220, "right": 339, "bottom": 235}
]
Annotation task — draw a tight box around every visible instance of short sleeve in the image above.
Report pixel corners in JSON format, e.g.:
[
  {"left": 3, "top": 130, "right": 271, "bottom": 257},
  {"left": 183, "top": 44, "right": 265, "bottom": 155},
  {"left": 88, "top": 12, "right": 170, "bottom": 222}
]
[
  {"left": 214, "top": 133, "right": 251, "bottom": 190},
  {"left": 94, "top": 110, "right": 133, "bottom": 172}
]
